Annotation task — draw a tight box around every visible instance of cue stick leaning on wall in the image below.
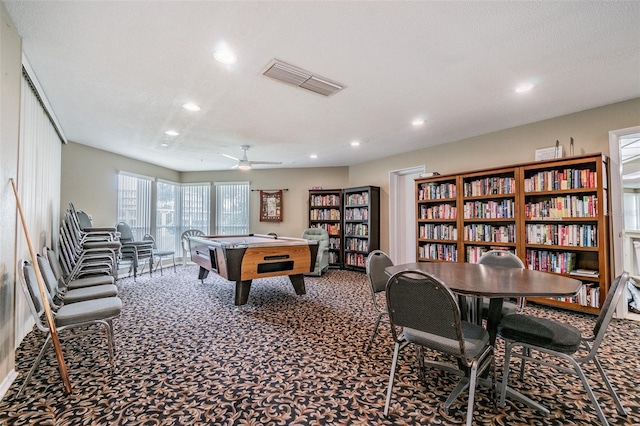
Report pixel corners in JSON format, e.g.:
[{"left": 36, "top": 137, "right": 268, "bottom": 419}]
[{"left": 9, "top": 178, "right": 72, "bottom": 393}]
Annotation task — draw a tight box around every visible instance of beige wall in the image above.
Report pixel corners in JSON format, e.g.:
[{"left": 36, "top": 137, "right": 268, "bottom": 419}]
[
  {"left": 0, "top": 2, "right": 21, "bottom": 397},
  {"left": 61, "top": 142, "right": 180, "bottom": 227},
  {"left": 349, "top": 98, "right": 640, "bottom": 252},
  {"left": 61, "top": 142, "right": 349, "bottom": 238}
]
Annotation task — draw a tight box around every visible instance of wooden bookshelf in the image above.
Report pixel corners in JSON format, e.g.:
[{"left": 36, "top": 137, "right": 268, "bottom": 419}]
[
  {"left": 309, "top": 189, "right": 343, "bottom": 268},
  {"left": 415, "top": 153, "right": 611, "bottom": 314},
  {"left": 343, "top": 186, "right": 380, "bottom": 271}
]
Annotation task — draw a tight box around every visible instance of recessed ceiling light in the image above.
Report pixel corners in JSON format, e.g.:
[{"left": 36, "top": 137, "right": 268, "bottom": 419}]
[
  {"left": 351, "top": 141, "right": 360, "bottom": 147},
  {"left": 182, "top": 103, "right": 201, "bottom": 111},
  {"left": 412, "top": 118, "right": 425, "bottom": 126},
  {"left": 213, "top": 49, "right": 237, "bottom": 65},
  {"left": 515, "top": 83, "right": 535, "bottom": 93},
  {"left": 165, "top": 130, "right": 179, "bottom": 136},
  {"left": 161, "top": 143, "right": 169, "bottom": 147},
  {"left": 310, "top": 154, "right": 318, "bottom": 159}
]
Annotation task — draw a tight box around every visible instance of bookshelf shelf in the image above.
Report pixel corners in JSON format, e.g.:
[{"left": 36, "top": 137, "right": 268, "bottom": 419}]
[
  {"left": 343, "top": 186, "right": 380, "bottom": 271},
  {"left": 415, "top": 153, "right": 611, "bottom": 314},
  {"left": 309, "top": 189, "right": 344, "bottom": 268}
]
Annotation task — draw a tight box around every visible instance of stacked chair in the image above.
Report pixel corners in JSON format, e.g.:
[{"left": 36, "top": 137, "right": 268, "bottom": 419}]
[
  {"left": 17, "top": 258, "right": 122, "bottom": 396},
  {"left": 116, "top": 222, "right": 154, "bottom": 279},
  {"left": 59, "top": 204, "right": 121, "bottom": 281}
]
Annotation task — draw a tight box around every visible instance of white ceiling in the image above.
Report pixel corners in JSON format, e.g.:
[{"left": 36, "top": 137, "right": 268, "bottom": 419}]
[{"left": 4, "top": 1, "right": 640, "bottom": 172}]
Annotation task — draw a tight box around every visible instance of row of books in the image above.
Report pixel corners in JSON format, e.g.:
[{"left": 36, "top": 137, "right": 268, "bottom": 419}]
[
  {"left": 466, "top": 247, "right": 515, "bottom": 264},
  {"left": 548, "top": 283, "right": 600, "bottom": 308},
  {"left": 524, "top": 195, "right": 598, "bottom": 219},
  {"left": 328, "top": 237, "right": 341, "bottom": 250},
  {"left": 345, "top": 192, "right": 369, "bottom": 206},
  {"left": 463, "top": 176, "right": 516, "bottom": 197},
  {"left": 345, "top": 238, "right": 369, "bottom": 252},
  {"left": 418, "top": 243, "right": 458, "bottom": 261},
  {"left": 344, "top": 207, "right": 369, "bottom": 221},
  {"left": 311, "top": 223, "right": 340, "bottom": 235},
  {"left": 526, "top": 223, "right": 597, "bottom": 247},
  {"left": 345, "top": 223, "right": 368, "bottom": 236},
  {"left": 345, "top": 253, "right": 366, "bottom": 267},
  {"left": 464, "top": 223, "right": 516, "bottom": 243},
  {"left": 309, "top": 208, "right": 341, "bottom": 221},
  {"left": 463, "top": 199, "right": 515, "bottom": 219},
  {"left": 419, "top": 224, "right": 457, "bottom": 240},
  {"left": 524, "top": 168, "right": 597, "bottom": 192},
  {"left": 328, "top": 252, "right": 340, "bottom": 264},
  {"left": 525, "top": 249, "right": 576, "bottom": 274},
  {"left": 418, "top": 182, "right": 456, "bottom": 200},
  {"left": 310, "top": 194, "right": 341, "bottom": 207},
  {"left": 419, "top": 204, "right": 457, "bottom": 220}
]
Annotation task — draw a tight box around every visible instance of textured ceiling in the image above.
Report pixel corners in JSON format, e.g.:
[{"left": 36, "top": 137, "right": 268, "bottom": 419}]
[{"left": 4, "top": 1, "right": 640, "bottom": 172}]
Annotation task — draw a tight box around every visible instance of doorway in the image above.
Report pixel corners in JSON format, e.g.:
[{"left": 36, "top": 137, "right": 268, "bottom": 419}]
[
  {"left": 609, "top": 125, "right": 640, "bottom": 319},
  {"left": 389, "top": 166, "right": 425, "bottom": 265}
]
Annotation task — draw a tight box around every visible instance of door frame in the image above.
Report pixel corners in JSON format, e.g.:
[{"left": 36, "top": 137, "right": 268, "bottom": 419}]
[{"left": 389, "top": 165, "right": 425, "bottom": 265}]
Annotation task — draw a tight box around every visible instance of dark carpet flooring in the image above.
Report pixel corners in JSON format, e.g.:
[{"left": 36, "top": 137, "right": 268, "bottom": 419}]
[{"left": 1, "top": 266, "right": 639, "bottom": 425}]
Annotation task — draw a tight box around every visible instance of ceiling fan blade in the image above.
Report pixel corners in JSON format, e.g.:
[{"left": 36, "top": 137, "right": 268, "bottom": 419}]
[
  {"left": 249, "top": 160, "right": 283, "bottom": 165},
  {"left": 221, "top": 153, "right": 240, "bottom": 161}
]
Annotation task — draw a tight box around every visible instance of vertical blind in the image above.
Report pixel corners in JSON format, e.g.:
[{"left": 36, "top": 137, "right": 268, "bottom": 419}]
[
  {"left": 181, "top": 183, "right": 211, "bottom": 236},
  {"left": 117, "top": 172, "right": 152, "bottom": 240},
  {"left": 215, "top": 182, "right": 249, "bottom": 235},
  {"left": 15, "top": 70, "right": 63, "bottom": 346}
]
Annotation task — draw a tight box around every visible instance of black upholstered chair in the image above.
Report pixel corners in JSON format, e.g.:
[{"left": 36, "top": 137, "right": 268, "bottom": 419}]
[
  {"left": 384, "top": 269, "right": 495, "bottom": 425},
  {"left": 498, "top": 271, "right": 629, "bottom": 425},
  {"left": 364, "top": 250, "right": 393, "bottom": 352},
  {"left": 143, "top": 234, "right": 176, "bottom": 275},
  {"left": 477, "top": 249, "right": 525, "bottom": 319}
]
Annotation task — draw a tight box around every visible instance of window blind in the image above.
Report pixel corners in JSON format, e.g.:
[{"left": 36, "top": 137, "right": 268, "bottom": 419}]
[{"left": 215, "top": 182, "right": 249, "bottom": 235}]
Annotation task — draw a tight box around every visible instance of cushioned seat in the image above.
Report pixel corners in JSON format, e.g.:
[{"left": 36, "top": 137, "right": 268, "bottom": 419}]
[
  {"left": 301, "top": 228, "right": 329, "bottom": 276},
  {"left": 54, "top": 297, "right": 123, "bottom": 327},
  {"left": 498, "top": 314, "right": 581, "bottom": 353},
  {"left": 404, "top": 321, "right": 490, "bottom": 358}
]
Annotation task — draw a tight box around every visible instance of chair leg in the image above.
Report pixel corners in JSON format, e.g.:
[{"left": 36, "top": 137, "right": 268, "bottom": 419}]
[
  {"left": 384, "top": 341, "right": 402, "bottom": 416},
  {"left": 518, "top": 347, "right": 528, "bottom": 380},
  {"left": 593, "top": 356, "right": 627, "bottom": 416},
  {"left": 571, "top": 359, "right": 610, "bottom": 426},
  {"left": 466, "top": 360, "right": 479, "bottom": 426},
  {"left": 171, "top": 255, "right": 176, "bottom": 273},
  {"left": 499, "top": 341, "right": 514, "bottom": 408},
  {"left": 17, "top": 335, "right": 52, "bottom": 398},
  {"left": 365, "top": 313, "right": 383, "bottom": 352}
]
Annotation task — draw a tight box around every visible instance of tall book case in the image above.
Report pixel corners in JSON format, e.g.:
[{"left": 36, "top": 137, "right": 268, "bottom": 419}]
[
  {"left": 344, "top": 186, "right": 380, "bottom": 271},
  {"left": 309, "top": 189, "right": 344, "bottom": 268},
  {"left": 415, "top": 153, "right": 610, "bottom": 314}
]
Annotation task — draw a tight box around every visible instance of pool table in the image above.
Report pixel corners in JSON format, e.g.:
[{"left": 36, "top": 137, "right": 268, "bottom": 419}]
[{"left": 188, "top": 234, "right": 319, "bottom": 305}]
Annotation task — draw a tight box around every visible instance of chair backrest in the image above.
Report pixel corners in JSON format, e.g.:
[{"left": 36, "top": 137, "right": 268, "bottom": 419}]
[
  {"left": 592, "top": 271, "right": 630, "bottom": 346},
  {"left": 181, "top": 229, "right": 204, "bottom": 251},
  {"left": 36, "top": 253, "right": 62, "bottom": 297},
  {"left": 301, "top": 228, "right": 329, "bottom": 249},
  {"left": 386, "top": 269, "right": 467, "bottom": 357},
  {"left": 143, "top": 234, "right": 158, "bottom": 249},
  {"left": 44, "top": 247, "right": 65, "bottom": 282},
  {"left": 76, "top": 210, "right": 93, "bottom": 230},
  {"left": 477, "top": 249, "right": 524, "bottom": 269},
  {"left": 366, "top": 250, "right": 394, "bottom": 294},
  {"left": 18, "top": 259, "right": 51, "bottom": 334},
  {"left": 116, "top": 222, "right": 135, "bottom": 243}
]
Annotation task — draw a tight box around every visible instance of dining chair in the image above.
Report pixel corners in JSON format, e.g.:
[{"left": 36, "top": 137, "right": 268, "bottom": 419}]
[
  {"left": 364, "top": 250, "right": 393, "bottom": 352},
  {"left": 143, "top": 234, "right": 176, "bottom": 275},
  {"left": 17, "top": 259, "right": 122, "bottom": 397},
  {"left": 477, "top": 249, "right": 525, "bottom": 319},
  {"left": 181, "top": 229, "right": 205, "bottom": 266},
  {"left": 498, "top": 271, "right": 629, "bottom": 426},
  {"left": 116, "top": 222, "right": 154, "bottom": 279},
  {"left": 384, "top": 269, "right": 495, "bottom": 425}
]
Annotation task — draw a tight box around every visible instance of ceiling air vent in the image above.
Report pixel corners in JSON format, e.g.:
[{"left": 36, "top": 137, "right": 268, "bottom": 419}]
[{"left": 262, "top": 59, "right": 345, "bottom": 97}]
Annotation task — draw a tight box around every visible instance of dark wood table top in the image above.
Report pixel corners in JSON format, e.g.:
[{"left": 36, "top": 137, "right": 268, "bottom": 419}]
[{"left": 385, "top": 262, "right": 582, "bottom": 299}]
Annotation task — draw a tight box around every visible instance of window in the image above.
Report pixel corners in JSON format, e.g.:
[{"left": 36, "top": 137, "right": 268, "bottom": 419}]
[
  {"left": 624, "top": 190, "right": 640, "bottom": 230},
  {"left": 215, "top": 182, "right": 250, "bottom": 235},
  {"left": 117, "top": 172, "right": 152, "bottom": 240},
  {"left": 157, "top": 180, "right": 180, "bottom": 252},
  {"left": 181, "top": 183, "right": 211, "bottom": 237}
]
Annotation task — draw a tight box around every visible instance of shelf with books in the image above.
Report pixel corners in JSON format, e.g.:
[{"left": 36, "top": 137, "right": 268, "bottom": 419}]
[
  {"left": 414, "top": 153, "right": 611, "bottom": 314},
  {"left": 343, "top": 186, "right": 380, "bottom": 271},
  {"left": 309, "top": 189, "right": 343, "bottom": 268}
]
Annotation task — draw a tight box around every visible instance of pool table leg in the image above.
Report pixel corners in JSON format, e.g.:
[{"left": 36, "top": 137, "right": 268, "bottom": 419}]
[
  {"left": 289, "top": 274, "right": 306, "bottom": 296},
  {"left": 235, "top": 280, "right": 253, "bottom": 305},
  {"left": 198, "top": 266, "right": 209, "bottom": 281}
]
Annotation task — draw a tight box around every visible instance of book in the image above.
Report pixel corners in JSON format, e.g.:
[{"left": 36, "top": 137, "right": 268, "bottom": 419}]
[{"left": 569, "top": 269, "right": 599, "bottom": 277}]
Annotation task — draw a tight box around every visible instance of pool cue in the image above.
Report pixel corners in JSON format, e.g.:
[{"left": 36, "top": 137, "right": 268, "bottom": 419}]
[{"left": 9, "top": 178, "right": 72, "bottom": 393}]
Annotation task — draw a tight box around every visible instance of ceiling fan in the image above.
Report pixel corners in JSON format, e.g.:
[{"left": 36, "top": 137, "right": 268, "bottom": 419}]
[{"left": 221, "top": 145, "right": 282, "bottom": 170}]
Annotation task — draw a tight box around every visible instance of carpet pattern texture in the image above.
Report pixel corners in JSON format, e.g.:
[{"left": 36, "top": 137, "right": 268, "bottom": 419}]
[{"left": 1, "top": 266, "right": 639, "bottom": 425}]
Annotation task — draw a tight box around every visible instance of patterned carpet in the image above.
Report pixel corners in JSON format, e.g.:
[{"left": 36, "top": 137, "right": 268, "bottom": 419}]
[{"left": 1, "top": 266, "right": 639, "bottom": 425}]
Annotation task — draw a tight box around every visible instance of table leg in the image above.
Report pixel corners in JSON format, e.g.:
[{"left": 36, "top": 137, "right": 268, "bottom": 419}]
[
  {"left": 234, "top": 280, "right": 252, "bottom": 306},
  {"left": 288, "top": 274, "right": 306, "bottom": 296},
  {"left": 486, "top": 298, "right": 504, "bottom": 346},
  {"left": 198, "top": 266, "right": 209, "bottom": 281}
]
